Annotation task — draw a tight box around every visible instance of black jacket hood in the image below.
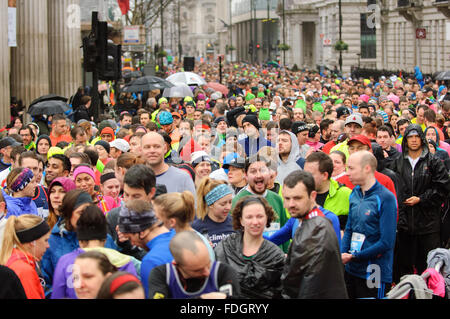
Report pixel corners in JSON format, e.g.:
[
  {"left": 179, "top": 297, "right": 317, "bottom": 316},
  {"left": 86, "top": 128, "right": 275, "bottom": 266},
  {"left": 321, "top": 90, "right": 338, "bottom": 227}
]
[{"left": 401, "top": 124, "right": 429, "bottom": 156}]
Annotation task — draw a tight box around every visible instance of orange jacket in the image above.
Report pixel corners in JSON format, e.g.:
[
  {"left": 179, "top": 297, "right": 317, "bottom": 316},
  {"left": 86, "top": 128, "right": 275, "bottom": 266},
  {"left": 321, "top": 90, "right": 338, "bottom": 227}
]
[{"left": 6, "top": 248, "right": 45, "bottom": 299}]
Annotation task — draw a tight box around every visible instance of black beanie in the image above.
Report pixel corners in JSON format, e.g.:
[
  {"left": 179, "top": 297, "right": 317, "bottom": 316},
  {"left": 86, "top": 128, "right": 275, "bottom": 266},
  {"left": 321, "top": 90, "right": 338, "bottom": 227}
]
[
  {"left": 95, "top": 140, "right": 110, "bottom": 154},
  {"left": 242, "top": 114, "right": 260, "bottom": 130}
]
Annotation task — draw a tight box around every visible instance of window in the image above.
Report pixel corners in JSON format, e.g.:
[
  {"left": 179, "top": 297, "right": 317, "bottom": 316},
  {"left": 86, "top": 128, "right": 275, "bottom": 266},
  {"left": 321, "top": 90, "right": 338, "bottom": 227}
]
[{"left": 360, "top": 13, "right": 376, "bottom": 59}]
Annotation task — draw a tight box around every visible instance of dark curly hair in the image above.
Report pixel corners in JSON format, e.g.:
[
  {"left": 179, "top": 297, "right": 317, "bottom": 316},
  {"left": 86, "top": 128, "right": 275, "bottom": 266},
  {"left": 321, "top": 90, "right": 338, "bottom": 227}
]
[{"left": 231, "top": 196, "right": 277, "bottom": 231}]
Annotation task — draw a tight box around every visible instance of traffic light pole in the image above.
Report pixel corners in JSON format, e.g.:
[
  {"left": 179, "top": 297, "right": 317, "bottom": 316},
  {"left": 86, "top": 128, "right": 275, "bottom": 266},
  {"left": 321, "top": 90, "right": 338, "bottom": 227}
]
[{"left": 91, "top": 12, "right": 100, "bottom": 122}]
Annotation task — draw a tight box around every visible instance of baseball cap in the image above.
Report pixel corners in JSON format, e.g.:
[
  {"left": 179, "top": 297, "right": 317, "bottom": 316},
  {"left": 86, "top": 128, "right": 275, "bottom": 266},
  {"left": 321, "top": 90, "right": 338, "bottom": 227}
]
[
  {"left": 336, "top": 106, "right": 351, "bottom": 119},
  {"left": 110, "top": 139, "right": 130, "bottom": 153},
  {"left": 348, "top": 135, "right": 372, "bottom": 150},
  {"left": 406, "top": 129, "right": 420, "bottom": 138},
  {"left": 222, "top": 156, "right": 245, "bottom": 170},
  {"left": 0, "top": 137, "right": 21, "bottom": 149},
  {"left": 344, "top": 113, "right": 363, "bottom": 127},
  {"left": 171, "top": 112, "right": 181, "bottom": 119},
  {"left": 291, "top": 121, "right": 309, "bottom": 135},
  {"left": 191, "top": 151, "right": 211, "bottom": 168}
]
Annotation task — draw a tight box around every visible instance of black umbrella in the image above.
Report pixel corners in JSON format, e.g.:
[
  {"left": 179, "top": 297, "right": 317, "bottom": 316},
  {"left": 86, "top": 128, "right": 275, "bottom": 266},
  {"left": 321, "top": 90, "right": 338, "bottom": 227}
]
[
  {"left": 29, "top": 94, "right": 68, "bottom": 108},
  {"left": 435, "top": 71, "right": 450, "bottom": 81},
  {"left": 27, "top": 100, "right": 70, "bottom": 116},
  {"left": 122, "top": 75, "right": 174, "bottom": 93},
  {"left": 122, "top": 71, "right": 142, "bottom": 79}
]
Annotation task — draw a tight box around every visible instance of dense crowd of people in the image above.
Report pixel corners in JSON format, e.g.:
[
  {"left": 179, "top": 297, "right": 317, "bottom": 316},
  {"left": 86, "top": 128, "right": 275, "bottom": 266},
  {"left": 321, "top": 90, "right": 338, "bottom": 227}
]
[{"left": 0, "top": 61, "right": 449, "bottom": 300}]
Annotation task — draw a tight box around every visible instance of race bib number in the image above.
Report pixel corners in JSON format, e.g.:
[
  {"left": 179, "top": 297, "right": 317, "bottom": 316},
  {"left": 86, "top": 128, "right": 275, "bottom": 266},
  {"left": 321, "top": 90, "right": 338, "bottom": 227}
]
[
  {"left": 350, "top": 232, "right": 366, "bottom": 254},
  {"left": 263, "top": 222, "right": 280, "bottom": 237}
]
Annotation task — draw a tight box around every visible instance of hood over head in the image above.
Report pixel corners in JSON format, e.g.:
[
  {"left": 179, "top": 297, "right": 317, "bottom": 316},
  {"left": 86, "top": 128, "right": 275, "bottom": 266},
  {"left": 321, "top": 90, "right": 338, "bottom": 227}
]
[{"left": 401, "top": 124, "right": 429, "bottom": 156}]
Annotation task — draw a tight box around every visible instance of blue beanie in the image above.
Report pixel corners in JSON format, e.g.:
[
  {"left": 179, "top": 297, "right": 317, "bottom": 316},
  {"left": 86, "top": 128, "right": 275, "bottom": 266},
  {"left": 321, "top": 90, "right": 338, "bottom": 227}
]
[{"left": 159, "top": 111, "right": 173, "bottom": 125}]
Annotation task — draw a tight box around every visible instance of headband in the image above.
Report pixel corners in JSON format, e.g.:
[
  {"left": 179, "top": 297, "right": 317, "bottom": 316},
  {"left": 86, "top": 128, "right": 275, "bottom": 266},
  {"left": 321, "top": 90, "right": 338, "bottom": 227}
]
[
  {"left": 10, "top": 168, "right": 34, "bottom": 193},
  {"left": 194, "top": 124, "right": 211, "bottom": 131},
  {"left": 110, "top": 274, "right": 141, "bottom": 295},
  {"left": 205, "top": 184, "right": 232, "bottom": 206},
  {"left": 16, "top": 220, "right": 50, "bottom": 244},
  {"left": 100, "top": 172, "right": 117, "bottom": 184}
]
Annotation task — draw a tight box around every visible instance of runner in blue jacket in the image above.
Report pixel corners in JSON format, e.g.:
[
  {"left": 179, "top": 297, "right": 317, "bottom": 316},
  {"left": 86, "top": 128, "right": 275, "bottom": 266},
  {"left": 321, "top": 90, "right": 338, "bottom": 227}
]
[{"left": 341, "top": 151, "right": 397, "bottom": 299}]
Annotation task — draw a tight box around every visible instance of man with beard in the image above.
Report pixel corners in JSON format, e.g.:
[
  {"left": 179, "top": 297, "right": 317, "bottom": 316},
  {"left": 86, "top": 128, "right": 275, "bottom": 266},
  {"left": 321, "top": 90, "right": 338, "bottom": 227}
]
[
  {"left": 231, "top": 154, "right": 289, "bottom": 252},
  {"left": 238, "top": 114, "right": 271, "bottom": 157},
  {"left": 45, "top": 154, "right": 70, "bottom": 187},
  {"left": 147, "top": 231, "right": 240, "bottom": 299},
  {"left": 291, "top": 121, "right": 310, "bottom": 159},
  {"left": 281, "top": 170, "right": 348, "bottom": 299},
  {"left": 330, "top": 113, "right": 364, "bottom": 159},
  {"left": 319, "top": 119, "right": 334, "bottom": 144},
  {"left": 276, "top": 130, "right": 302, "bottom": 184}
]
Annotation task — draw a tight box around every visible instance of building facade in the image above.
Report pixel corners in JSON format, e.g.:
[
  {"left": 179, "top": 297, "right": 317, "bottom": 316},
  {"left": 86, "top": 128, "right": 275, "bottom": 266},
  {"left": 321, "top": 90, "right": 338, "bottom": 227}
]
[
  {"left": 229, "top": 0, "right": 280, "bottom": 64},
  {"left": 280, "top": 0, "right": 450, "bottom": 75},
  {"left": 2, "top": 0, "right": 82, "bottom": 127}
]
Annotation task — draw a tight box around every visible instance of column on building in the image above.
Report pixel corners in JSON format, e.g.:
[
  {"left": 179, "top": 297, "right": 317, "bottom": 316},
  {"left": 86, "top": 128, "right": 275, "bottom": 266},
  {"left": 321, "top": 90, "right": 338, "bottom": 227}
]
[
  {"left": 11, "top": 0, "right": 50, "bottom": 109},
  {"left": 0, "top": 0, "right": 10, "bottom": 126},
  {"left": 48, "top": 0, "right": 82, "bottom": 100}
]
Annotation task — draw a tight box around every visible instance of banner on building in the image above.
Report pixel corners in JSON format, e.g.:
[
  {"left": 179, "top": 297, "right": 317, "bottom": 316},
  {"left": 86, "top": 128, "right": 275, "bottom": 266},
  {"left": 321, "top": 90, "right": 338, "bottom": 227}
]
[
  {"left": 447, "top": 22, "right": 450, "bottom": 41},
  {"left": 8, "top": 6, "right": 16, "bottom": 47}
]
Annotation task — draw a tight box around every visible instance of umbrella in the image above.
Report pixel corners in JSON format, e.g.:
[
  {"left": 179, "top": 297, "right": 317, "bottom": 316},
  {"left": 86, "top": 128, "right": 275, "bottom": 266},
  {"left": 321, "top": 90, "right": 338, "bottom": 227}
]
[
  {"left": 205, "top": 82, "right": 229, "bottom": 96},
  {"left": 29, "top": 94, "right": 68, "bottom": 108},
  {"left": 166, "top": 72, "right": 207, "bottom": 86},
  {"left": 267, "top": 61, "right": 280, "bottom": 68},
  {"left": 163, "top": 83, "right": 194, "bottom": 98},
  {"left": 121, "top": 75, "right": 174, "bottom": 93},
  {"left": 27, "top": 100, "right": 70, "bottom": 116},
  {"left": 435, "top": 71, "right": 450, "bottom": 81},
  {"left": 122, "top": 71, "right": 142, "bottom": 79}
]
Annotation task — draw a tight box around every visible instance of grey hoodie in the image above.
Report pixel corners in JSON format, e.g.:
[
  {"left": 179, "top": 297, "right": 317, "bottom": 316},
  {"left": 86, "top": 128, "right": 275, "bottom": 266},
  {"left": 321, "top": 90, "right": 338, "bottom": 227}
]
[{"left": 276, "top": 130, "right": 302, "bottom": 184}]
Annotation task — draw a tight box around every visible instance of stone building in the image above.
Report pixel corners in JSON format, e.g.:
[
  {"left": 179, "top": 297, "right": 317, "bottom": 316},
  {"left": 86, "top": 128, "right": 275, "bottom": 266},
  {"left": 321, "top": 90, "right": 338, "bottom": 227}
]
[
  {"left": 279, "top": 0, "right": 450, "bottom": 75},
  {"left": 228, "top": 0, "right": 280, "bottom": 64},
  {"left": 2, "top": 0, "right": 83, "bottom": 126}
]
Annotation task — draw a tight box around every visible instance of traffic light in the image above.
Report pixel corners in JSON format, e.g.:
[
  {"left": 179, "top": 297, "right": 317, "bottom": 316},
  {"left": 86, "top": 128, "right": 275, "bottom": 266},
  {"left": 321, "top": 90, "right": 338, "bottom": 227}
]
[
  {"left": 83, "top": 36, "right": 98, "bottom": 72},
  {"left": 96, "top": 21, "right": 122, "bottom": 81},
  {"left": 248, "top": 42, "right": 253, "bottom": 55},
  {"left": 82, "top": 13, "right": 122, "bottom": 81},
  {"left": 98, "top": 41, "right": 122, "bottom": 81},
  {"left": 256, "top": 43, "right": 261, "bottom": 49}
]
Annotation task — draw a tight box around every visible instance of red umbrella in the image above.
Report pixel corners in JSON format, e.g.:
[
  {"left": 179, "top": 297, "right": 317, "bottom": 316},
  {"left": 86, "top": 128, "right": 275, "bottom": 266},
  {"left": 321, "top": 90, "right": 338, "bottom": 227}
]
[{"left": 206, "top": 82, "right": 229, "bottom": 96}]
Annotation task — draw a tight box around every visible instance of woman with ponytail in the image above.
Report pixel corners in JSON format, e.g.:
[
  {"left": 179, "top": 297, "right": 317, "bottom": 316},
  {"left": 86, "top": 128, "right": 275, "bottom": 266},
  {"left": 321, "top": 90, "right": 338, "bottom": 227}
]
[
  {"left": 0, "top": 214, "right": 50, "bottom": 299},
  {"left": 191, "top": 177, "right": 234, "bottom": 248},
  {"left": 153, "top": 191, "right": 215, "bottom": 261}
]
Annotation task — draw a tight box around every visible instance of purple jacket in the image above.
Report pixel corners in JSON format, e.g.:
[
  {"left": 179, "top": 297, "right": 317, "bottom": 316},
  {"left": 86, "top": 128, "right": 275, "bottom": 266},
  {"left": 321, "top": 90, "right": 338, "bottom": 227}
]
[{"left": 51, "top": 247, "right": 140, "bottom": 299}]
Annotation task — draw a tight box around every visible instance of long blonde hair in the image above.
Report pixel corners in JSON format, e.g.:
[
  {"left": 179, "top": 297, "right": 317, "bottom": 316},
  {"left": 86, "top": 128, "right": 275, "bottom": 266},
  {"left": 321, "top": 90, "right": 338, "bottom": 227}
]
[
  {"left": 196, "top": 177, "right": 229, "bottom": 220},
  {"left": 153, "top": 191, "right": 195, "bottom": 228},
  {"left": 0, "top": 214, "right": 45, "bottom": 265}
]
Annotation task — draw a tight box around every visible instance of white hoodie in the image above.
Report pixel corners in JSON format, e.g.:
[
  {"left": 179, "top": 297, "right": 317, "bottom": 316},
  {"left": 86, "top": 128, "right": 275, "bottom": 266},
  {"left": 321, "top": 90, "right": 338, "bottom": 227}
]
[{"left": 276, "top": 130, "right": 303, "bottom": 184}]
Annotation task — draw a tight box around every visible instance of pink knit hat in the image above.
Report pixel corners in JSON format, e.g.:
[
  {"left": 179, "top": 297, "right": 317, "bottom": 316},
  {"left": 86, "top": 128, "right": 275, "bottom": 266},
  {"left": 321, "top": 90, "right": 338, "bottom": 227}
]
[
  {"left": 359, "top": 94, "right": 369, "bottom": 103},
  {"left": 73, "top": 166, "right": 96, "bottom": 182}
]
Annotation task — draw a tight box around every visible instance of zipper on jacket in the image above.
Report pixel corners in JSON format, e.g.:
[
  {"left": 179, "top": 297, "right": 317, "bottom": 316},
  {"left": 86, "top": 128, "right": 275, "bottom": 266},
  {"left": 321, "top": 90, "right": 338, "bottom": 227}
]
[{"left": 411, "top": 166, "right": 414, "bottom": 235}]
